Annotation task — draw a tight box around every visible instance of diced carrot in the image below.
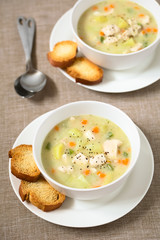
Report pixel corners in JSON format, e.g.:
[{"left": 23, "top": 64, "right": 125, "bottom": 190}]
[
  {"left": 99, "top": 31, "right": 105, "bottom": 36},
  {"left": 92, "top": 5, "right": 98, "bottom": 11},
  {"left": 139, "top": 13, "right": 144, "bottom": 17},
  {"left": 142, "top": 28, "right": 153, "bottom": 34},
  {"left": 118, "top": 159, "right": 129, "bottom": 165},
  {"left": 120, "top": 29, "right": 125, "bottom": 33},
  {"left": 83, "top": 169, "right": 90, "bottom": 176},
  {"left": 110, "top": 4, "right": 115, "bottom": 8},
  {"left": 92, "top": 185, "right": 102, "bottom": 188},
  {"left": 104, "top": 6, "right": 109, "bottom": 11},
  {"left": 69, "top": 141, "right": 76, "bottom": 147},
  {"left": 54, "top": 125, "right": 59, "bottom": 131},
  {"left": 81, "top": 119, "right": 88, "bottom": 124},
  {"left": 122, "top": 158, "right": 129, "bottom": 165},
  {"left": 134, "top": 6, "right": 139, "bottom": 10},
  {"left": 97, "top": 171, "right": 106, "bottom": 178},
  {"left": 51, "top": 168, "right": 55, "bottom": 173},
  {"left": 92, "top": 126, "right": 99, "bottom": 133},
  {"left": 141, "top": 30, "right": 146, "bottom": 34},
  {"left": 146, "top": 28, "right": 151, "bottom": 32},
  {"left": 153, "top": 28, "right": 158, "bottom": 33},
  {"left": 118, "top": 159, "right": 122, "bottom": 164}
]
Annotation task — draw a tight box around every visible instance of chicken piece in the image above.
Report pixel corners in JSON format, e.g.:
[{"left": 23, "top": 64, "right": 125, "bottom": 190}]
[
  {"left": 129, "top": 24, "right": 141, "bottom": 36},
  {"left": 138, "top": 15, "right": 150, "bottom": 25},
  {"left": 58, "top": 165, "right": 73, "bottom": 174},
  {"left": 84, "top": 130, "right": 95, "bottom": 140},
  {"left": 62, "top": 154, "right": 67, "bottom": 164},
  {"left": 128, "top": 18, "right": 141, "bottom": 30},
  {"left": 93, "top": 11, "right": 100, "bottom": 16},
  {"left": 66, "top": 166, "right": 74, "bottom": 174},
  {"left": 90, "top": 154, "right": 106, "bottom": 167},
  {"left": 121, "top": 24, "right": 141, "bottom": 40},
  {"left": 62, "top": 154, "right": 67, "bottom": 160},
  {"left": 130, "top": 43, "right": 142, "bottom": 52},
  {"left": 127, "top": 18, "right": 137, "bottom": 26},
  {"left": 58, "top": 166, "right": 66, "bottom": 173},
  {"left": 103, "top": 139, "right": 122, "bottom": 160},
  {"left": 72, "top": 153, "right": 89, "bottom": 165},
  {"left": 90, "top": 167, "right": 97, "bottom": 173},
  {"left": 102, "top": 24, "right": 120, "bottom": 37},
  {"left": 104, "top": 36, "right": 118, "bottom": 44},
  {"left": 121, "top": 30, "right": 130, "bottom": 41},
  {"left": 121, "top": 19, "right": 142, "bottom": 40}
]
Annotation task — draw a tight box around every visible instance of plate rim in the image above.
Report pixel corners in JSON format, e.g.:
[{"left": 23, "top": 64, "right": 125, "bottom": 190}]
[
  {"left": 49, "top": 9, "right": 160, "bottom": 93},
  {"left": 9, "top": 111, "right": 154, "bottom": 228}
]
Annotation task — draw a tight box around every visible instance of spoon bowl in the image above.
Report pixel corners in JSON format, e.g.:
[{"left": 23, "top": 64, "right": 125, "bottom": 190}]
[
  {"left": 14, "top": 17, "right": 47, "bottom": 98},
  {"left": 14, "top": 70, "right": 47, "bottom": 98},
  {"left": 14, "top": 77, "right": 35, "bottom": 98}
]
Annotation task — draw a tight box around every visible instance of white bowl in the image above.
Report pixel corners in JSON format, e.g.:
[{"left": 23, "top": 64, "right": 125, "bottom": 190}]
[
  {"left": 71, "top": 0, "right": 160, "bottom": 70},
  {"left": 33, "top": 101, "right": 140, "bottom": 200}
]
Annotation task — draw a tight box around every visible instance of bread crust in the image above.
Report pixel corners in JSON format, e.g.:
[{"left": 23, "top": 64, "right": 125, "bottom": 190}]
[
  {"left": 9, "top": 145, "right": 66, "bottom": 212},
  {"left": 75, "top": 76, "right": 103, "bottom": 85},
  {"left": 9, "top": 145, "right": 40, "bottom": 182},
  {"left": 11, "top": 163, "right": 40, "bottom": 182},
  {"left": 47, "top": 52, "right": 76, "bottom": 68},
  {"left": 47, "top": 40, "right": 77, "bottom": 68},
  {"left": 66, "top": 57, "right": 103, "bottom": 85},
  {"left": 19, "top": 177, "right": 65, "bottom": 212},
  {"left": 9, "top": 144, "right": 31, "bottom": 158}
]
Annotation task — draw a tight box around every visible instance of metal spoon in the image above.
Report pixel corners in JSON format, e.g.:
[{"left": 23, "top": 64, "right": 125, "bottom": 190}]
[{"left": 14, "top": 17, "right": 47, "bottom": 98}]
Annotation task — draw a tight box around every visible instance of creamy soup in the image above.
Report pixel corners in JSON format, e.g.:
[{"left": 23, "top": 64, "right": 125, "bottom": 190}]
[
  {"left": 78, "top": 0, "right": 158, "bottom": 54},
  {"left": 42, "top": 115, "right": 131, "bottom": 189}
]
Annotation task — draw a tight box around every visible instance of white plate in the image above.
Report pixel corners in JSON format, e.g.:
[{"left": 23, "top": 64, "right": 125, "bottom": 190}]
[
  {"left": 9, "top": 111, "right": 154, "bottom": 228},
  {"left": 49, "top": 9, "right": 160, "bottom": 93}
]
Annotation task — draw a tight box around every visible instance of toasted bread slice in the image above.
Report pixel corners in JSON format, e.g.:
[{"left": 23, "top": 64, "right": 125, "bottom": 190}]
[
  {"left": 9, "top": 144, "right": 30, "bottom": 158},
  {"left": 9, "top": 145, "right": 40, "bottom": 182},
  {"left": 19, "top": 177, "right": 65, "bottom": 211},
  {"left": 47, "top": 41, "right": 77, "bottom": 68},
  {"left": 66, "top": 57, "right": 103, "bottom": 85}
]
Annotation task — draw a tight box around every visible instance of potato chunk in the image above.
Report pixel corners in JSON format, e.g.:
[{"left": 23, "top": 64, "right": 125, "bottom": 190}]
[{"left": 52, "top": 143, "right": 65, "bottom": 160}]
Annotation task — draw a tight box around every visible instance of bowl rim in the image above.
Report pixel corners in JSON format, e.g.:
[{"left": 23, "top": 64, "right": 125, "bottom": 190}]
[
  {"left": 33, "top": 101, "right": 141, "bottom": 192},
  {"left": 71, "top": 0, "right": 160, "bottom": 57}
]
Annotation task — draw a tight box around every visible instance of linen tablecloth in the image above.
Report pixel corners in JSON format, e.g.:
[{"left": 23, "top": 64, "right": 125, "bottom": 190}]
[{"left": 1, "top": 0, "right": 160, "bottom": 239}]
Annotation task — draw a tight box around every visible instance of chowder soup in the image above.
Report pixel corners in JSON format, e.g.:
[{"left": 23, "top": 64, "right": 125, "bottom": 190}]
[
  {"left": 42, "top": 115, "right": 131, "bottom": 189},
  {"left": 78, "top": 0, "right": 158, "bottom": 54}
]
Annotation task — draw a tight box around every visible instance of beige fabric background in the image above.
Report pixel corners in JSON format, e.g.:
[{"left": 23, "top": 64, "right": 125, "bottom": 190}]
[{"left": 0, "top": 0, "right": 160, "bottom": 239}]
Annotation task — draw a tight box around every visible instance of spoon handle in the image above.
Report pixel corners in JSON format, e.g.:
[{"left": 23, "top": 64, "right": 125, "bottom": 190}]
[{"left": 17, "top": 17, "right": 36, "bottom": 69}]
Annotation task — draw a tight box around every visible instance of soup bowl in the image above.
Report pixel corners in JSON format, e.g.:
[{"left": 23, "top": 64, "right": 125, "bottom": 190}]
[
  {"left": 71, "top": 0, "right": 160, "bottom": 70},
  {"left": 33, "top": 101, "right": 140, "bottom": 200}
]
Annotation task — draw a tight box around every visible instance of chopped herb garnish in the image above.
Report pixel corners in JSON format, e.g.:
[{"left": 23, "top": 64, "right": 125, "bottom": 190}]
[
  {"left": 107, "top": 163, "right": 114, "bottom": 171},
  {"left": 100, "top": 36, "right": 105, "bottom": 43},
  {"left": 68, "top": 149, "right": 74, "bottom": 155},
  {"left": 123, "top": 151, "right": 128, "bottom": 157},
  {"left": 127, "top": 8, "right": 134, "bottom": 13},
  {"left": 45, "top": 142, "right": 51, "bottom": 150},
  {"left": 143, "top": 41, "right": 148, "bottom": 47},
  {"left": 107, "top": 131, "right": 113, "bottom": 139}
]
